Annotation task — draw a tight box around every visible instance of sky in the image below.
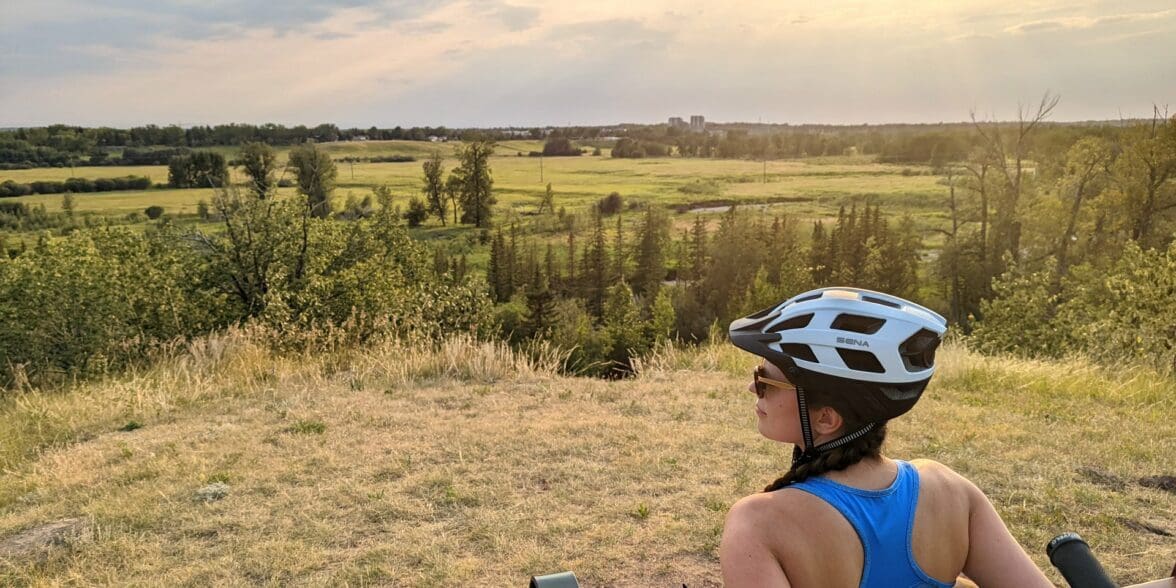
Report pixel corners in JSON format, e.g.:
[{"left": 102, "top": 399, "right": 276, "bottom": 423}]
[{"left": 1, "top": 0, "right": 1174, "bottom": 128}]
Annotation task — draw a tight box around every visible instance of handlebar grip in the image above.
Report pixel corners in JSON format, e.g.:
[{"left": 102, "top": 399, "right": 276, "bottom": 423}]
[
  {"left": 530, "top": 571, "right": 580, "bottom": 588},
  {"left": 1048, "top": 533, "right": 1118, "bottom": 588}
]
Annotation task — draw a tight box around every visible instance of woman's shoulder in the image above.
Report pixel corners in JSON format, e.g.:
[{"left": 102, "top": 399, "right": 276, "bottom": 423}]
[
  {"left": 908, "top": 458, "right": 988, "bottom": 506},
  {"left": 909, "top": 458, "right": 972, "bottom": 485},
  {"left": 724, "top": 485, "right": 835, "bottom": 534}
]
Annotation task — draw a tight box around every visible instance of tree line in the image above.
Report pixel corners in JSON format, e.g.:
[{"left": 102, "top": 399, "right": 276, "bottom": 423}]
[{"left": 0, "top": 176, "right": 153, "bottom": 197}]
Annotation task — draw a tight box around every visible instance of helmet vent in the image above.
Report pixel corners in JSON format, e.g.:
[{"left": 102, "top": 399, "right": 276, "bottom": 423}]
[
  {"left": 830, "top": 313, "right": 885, "bottom": 335},
  {"left": 793, "top": 293, "right": 822, "bottom": 304},
  {"left": 862, "top": 295, "right": 901, "bottom": 309},
  {"left": 769, "top": 313, "right": 813, "bottom": 332},
  {"left": 900, "top": 328, "right": 941, "bottom": 370},
  {"left": 744, "top": 304, "right": 778, "bottom": 320},
  {"left": 779, "top": 343, "right": 818, "bottom": 362},
  {"left": 836, "top": 348, "right": 885, "bottom": 373}
]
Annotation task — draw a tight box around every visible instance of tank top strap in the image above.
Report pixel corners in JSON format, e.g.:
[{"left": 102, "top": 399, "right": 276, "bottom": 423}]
[{"left": 787, "top": 460, "right": 952, "bottom": 588}]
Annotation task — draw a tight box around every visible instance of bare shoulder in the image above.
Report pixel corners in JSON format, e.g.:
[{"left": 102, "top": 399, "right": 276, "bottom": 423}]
[
  {"left": 721, "top": 492, "right": 796, "bottom": 587},
  {"left": 909, "top": 458, "right": 981, "bottom": 493},
  {"left": 724, "top": 490, "right": 804, "bottom": 534},
  {"left": 908, "top": 461, "right": 1053, "bottom": 586}
]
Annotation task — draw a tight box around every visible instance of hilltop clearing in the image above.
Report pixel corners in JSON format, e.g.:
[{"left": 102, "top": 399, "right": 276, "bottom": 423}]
[{"left": 1, "top": 334, "right": 1173, "bottom": 586}]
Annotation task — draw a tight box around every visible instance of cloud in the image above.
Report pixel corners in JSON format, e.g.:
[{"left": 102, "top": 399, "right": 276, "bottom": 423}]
[
  {"left": 1, "top": 0, "right": 1174, "bottom": 126},
  {"left": 481, "top": 2, "right": 540, "bottom": 32},
  {"left": 1004, "top": 9, "right": 1176, "bottom": 35}
]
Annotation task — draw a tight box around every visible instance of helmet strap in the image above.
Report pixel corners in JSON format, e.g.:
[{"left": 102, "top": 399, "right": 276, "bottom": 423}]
[
  {"left": 791, "top": 383, "right": 878, "bottom": 467},
  {"left": 792, "top": 386, "right": 818, "bottom": 467}
]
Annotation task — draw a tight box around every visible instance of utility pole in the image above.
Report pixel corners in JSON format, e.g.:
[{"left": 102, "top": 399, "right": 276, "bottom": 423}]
[
  {"left": 350, "top": 160, "right": 355, "bottom": 180},
  {"left": 539, "top": 154, "right": 544, "bottom": 183}
]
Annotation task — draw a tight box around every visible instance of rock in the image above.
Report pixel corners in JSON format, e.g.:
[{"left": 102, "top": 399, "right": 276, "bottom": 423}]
[
  {"left": 0, "top": 517, "right": 92, "bottom": 561},
  {"left": 195, "top": 482, "right": 230, "bottom": 502}
]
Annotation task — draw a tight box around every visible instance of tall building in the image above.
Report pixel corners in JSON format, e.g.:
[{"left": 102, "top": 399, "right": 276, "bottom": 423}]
[{"left": 690, "top": 115, "right": 706, "bottom": 131}]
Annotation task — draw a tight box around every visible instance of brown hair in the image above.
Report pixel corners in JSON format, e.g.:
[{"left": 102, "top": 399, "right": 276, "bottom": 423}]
[{"left": 761, "top": 380, "right": 887, "bottom": 492}]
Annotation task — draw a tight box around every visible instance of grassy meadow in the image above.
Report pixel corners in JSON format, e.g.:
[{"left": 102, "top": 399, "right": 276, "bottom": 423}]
[
  {"left": 1, "top": 141, "right": 946, "bottom": 243},
  {"left": 0, "top": 333, "right": 1172, "bottom": 586}
]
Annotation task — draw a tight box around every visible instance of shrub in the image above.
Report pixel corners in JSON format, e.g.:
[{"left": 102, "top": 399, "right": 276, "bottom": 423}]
[
  {"left": 597, "top": 192, "right": 624, "bottom": 215},
  {"left": 0, "top": 227, "right": 223, "bottom": 387},
  {"left": 144, "top": 206, "right": 165, "bottom": 220},
  {"left": 541, "top": 137, "right": 581, "bottom": 157},
  {"left": 404, "top": 196, "right": 429, "bottom": 227},
  {"left": 972, "top": 243, "right": 1176, "bottom": 369}
]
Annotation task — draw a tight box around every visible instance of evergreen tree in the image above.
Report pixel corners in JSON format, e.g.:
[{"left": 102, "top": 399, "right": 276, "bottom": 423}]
[
  {"left": 648, "top": 286, "right": 676, "bottom": 344},
  {"left": 544, "top": 243, "right": 558, "bottom": 290},
  {"left": 452, "top": 141, "right": 496, "bottom": 227},
  {"left": 585, "top": 208, "right": 609, "bottom": 318},
  {"left": 487, "top": 229, "right": 503, "bottom": 302},
  {"left": 809, "top": 222, "right": 831, "bottom": 285},
  {"left": 603, "top": 281, "right": 644, "bottom": 376},
  {"left": 524, "top": 261, "right": 554, "bottom": 339},
  {"left": 633, "top": 206, "right": 669, "bottom": 297},
  {"left": 612, "top": 211, "right": 625, "bottom": 283},
  {"left": 565, "top": 229, "right": 576, "bottom": 295},
  {"left": 687, "top": 215, "right": 708, "bottom": 283},
  {"left": 507, "top": 224, "right": 519, "bottom": 300}
]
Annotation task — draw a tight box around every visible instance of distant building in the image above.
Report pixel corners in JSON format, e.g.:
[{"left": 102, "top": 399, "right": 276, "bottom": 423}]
[
  {"left": 668, "top": 117, "right": 687, "bottom": 129},
  {"left": 690, "top": 115, "right": 706, "bottom": 131}
]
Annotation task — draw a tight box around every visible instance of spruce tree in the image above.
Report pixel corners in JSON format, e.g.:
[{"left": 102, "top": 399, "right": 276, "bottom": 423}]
[
  {"left": 634, "top": 206, "right": 669, "bottom": 297},
  {"left": 612, "top": 211, "right": 625, "bottom": 283},
  {"left": 585, "top": 208, "right": 609, "bottom": 318},
  {"left": 648, "top": 287, "right": 676, "bottom": 344},
  {"left": 809, "top": 221, "right": 831, "bottom": 285},
  {"left": 603, "top": 281, "right": 643, "bottom": 375}
]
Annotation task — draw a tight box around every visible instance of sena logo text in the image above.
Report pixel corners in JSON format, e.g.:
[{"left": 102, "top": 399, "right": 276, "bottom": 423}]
[{"left": 836, "top": 336, "right": 870, "bottom": 348}]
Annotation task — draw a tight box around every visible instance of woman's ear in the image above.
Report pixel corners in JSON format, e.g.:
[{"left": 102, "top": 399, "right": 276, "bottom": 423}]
[{"left": 811, "top": 406, "right": 844, "bottom": 436}]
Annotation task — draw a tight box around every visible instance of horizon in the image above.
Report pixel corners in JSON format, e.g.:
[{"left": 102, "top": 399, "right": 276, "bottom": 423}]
[{"left": 2, "top": 1, "right": 1174, "bottom": 128}]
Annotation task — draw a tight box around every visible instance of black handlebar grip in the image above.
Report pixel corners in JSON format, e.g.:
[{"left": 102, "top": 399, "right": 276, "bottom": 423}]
[
  {"left": 530, "top": 571, "right": 580, "bottom": 588},
  {"left": 1047, "top": 533, "right": 1118, "bottom": 588}
]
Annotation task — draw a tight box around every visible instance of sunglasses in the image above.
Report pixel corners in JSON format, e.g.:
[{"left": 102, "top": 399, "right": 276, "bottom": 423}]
[{"left": 753, "top": 365, "right": 795, "bottom": 398}]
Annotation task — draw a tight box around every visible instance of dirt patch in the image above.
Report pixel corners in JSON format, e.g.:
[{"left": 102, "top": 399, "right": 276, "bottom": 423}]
[
  {"left": 1138, "top": 475, "right": 1176, "bottom": 494},
  {"left": 1077, "top": 466, "right": 1126, "bottom": 491},
  {"left": 1118, "top": 518, "right": 1172, "bottom": 537},
  {"left": 0, "top": 517, "right": 92, "bottom": 561}
]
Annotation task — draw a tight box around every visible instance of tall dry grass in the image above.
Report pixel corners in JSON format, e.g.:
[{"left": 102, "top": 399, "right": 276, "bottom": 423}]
[{"left": 0, "top": 334, "right": 1172, "bottom": 586}]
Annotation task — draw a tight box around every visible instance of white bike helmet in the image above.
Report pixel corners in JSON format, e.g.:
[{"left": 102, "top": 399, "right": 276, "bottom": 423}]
[{"left": 729, "top": 287, "right": 947, "bottom": 461}]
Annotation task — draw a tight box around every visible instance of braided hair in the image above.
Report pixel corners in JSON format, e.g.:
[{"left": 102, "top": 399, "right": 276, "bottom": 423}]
[{"left": 763, "top": 421, "right": 887, "bottom": 492}]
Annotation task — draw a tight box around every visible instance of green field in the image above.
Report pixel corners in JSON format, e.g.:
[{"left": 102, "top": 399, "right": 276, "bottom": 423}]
[{"left": 2, "top": 141, "right": 947, "bottom": 247}]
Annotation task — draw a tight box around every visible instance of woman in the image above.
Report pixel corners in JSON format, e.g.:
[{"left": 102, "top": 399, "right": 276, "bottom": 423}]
[{"left": 720, "top": 287, "right": 1051, "bottom": 588}]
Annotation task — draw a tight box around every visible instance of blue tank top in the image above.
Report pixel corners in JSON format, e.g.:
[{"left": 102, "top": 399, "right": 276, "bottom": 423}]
[{"left": 788, "top": 460, "right": 953, "bottom": 588}]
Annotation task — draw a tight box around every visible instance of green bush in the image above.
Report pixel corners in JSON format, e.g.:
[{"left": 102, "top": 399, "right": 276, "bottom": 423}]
[
  {"left": 0, "top": 227, "right": 224, "bottom": 387},
  {"left": 971, "top": 243, "right": 1176, "bottom": 369},
  {"left": 404, "top": 196, "right": 429, "bottom": 227}
]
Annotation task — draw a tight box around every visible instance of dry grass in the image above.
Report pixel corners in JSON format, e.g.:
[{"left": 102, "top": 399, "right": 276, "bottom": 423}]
[{"left": 1, "top": 335, "right": 1173, "bottom": 586}]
